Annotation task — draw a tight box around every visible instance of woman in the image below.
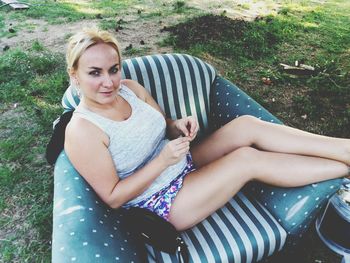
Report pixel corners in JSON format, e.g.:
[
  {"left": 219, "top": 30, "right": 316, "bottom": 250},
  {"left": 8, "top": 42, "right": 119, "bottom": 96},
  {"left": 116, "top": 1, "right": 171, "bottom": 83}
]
[{"left": 65, "top": 28, "right": 350, "bottom": 231}]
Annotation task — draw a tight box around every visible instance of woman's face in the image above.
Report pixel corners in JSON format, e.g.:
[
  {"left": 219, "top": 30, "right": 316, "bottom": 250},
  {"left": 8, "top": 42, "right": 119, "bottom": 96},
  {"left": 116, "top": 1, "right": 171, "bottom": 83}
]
[{"left": 73, "top": 43, "right": 122, "bottom": 106}]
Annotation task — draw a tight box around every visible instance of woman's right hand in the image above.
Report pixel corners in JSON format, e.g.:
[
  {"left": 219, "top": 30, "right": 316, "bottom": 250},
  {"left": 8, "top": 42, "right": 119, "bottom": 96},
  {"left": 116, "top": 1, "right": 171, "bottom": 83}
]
[{"left": 159, "top": 137, "right": 190, "bottom": 167}]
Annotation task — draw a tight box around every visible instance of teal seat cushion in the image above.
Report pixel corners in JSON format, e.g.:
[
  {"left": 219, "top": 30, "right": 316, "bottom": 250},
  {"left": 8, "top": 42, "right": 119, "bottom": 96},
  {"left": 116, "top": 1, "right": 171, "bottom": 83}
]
[{"left": 52, "top": 152, "right": 146, "bottom": 262}]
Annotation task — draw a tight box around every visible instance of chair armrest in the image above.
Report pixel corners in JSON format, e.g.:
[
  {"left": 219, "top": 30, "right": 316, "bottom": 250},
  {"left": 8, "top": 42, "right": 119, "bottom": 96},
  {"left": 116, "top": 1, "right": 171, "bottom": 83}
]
[
  {"left": 210, "top": 75, "right": 343, "bottom": 239},
  {"left": 52, "top": 151, "right": 145, "bottom": 262},
  {"left": 245, "top": 179, "right": 342, "bottom": 234},
  {"left": 209, "top": 75, "right": 281, "bottom": 131}
]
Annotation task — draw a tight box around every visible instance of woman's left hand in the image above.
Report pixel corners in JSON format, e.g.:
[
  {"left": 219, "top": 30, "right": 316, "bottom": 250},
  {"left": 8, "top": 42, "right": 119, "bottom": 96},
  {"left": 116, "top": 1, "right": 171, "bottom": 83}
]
[{"left": 174, "top": 116, "right": 199, "bottom": 141}]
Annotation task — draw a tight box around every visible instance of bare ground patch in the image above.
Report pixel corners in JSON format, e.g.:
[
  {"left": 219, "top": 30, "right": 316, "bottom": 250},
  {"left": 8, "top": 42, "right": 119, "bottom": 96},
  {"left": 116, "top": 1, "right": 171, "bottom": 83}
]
[
  {"left": 0, "top": 16, "right": 174, "bottom": 57},
  {"left": 0, "top": 0, "right": 282, "bottom": 56}
]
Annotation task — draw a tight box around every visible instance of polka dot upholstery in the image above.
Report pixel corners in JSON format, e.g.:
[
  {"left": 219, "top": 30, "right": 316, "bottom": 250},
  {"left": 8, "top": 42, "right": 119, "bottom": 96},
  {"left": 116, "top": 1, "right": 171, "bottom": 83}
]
[
  {"left": 209, "top": 76, "right": 281, "bottom": 130},
  {"left": 246, "top": 179, "right": 343, "bottom": 247},
  {"left": 52, "top": 152, "right": 146, "bottom": 262}
]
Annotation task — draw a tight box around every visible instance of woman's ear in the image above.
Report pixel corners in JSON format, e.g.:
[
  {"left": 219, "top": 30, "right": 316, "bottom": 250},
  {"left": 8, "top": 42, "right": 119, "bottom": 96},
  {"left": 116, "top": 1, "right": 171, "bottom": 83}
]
[
  {"left": 69, "top": 70, "right": 79, "bottom": 86},
  {"left": 69, "top": 70, "right": 82, "bottom": 98}
]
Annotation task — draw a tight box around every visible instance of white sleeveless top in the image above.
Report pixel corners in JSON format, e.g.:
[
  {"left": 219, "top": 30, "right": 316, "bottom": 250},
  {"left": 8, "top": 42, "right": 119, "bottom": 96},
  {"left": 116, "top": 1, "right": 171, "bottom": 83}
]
[{"left": 73, "top": 85, "right": 187, "bottom": 207}]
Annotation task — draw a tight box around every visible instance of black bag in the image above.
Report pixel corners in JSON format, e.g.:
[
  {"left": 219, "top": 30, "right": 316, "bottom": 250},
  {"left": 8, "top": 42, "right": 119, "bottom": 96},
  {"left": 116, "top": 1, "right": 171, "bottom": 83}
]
[
  {"left": 46, "top": 110, "right": 73, "bottom": 165},
  {"left": 125, "top": 207, "right": 189, "bottom": 263}
]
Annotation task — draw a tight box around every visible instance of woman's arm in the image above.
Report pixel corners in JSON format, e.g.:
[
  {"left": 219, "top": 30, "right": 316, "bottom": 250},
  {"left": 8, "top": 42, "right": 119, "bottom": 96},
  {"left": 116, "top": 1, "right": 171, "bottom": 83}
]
[{"left": 65, "top": 117, "right": 190, "bottom": 209}]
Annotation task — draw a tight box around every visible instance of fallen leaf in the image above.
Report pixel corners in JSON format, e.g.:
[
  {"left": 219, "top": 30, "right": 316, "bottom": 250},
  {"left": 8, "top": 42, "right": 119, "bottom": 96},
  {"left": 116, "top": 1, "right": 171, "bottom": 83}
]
[{"left": 262, "top": 77, "right": 272, "bottom": 85}]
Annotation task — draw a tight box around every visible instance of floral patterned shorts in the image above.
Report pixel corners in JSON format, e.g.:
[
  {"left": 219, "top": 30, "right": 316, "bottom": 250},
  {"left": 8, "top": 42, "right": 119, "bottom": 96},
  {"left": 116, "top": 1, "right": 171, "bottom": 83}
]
[{"left": 133, "top": 154, "right": 196, "bottom": 221}]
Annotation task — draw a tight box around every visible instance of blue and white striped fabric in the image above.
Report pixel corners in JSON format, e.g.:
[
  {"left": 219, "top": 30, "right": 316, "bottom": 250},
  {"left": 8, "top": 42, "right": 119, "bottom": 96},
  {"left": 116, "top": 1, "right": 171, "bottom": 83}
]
[
  {"left": 146, "top": 192, "right": 286, "bottom": 263},
  {"left": 62, "top": 53, "right": 216, "bottom": 139}
]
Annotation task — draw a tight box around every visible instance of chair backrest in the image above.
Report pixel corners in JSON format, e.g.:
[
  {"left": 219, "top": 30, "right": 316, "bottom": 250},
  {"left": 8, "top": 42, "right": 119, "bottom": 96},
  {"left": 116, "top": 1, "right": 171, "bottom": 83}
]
[{"left": 62, "top": 53, "right": 216, "bottom": 136}]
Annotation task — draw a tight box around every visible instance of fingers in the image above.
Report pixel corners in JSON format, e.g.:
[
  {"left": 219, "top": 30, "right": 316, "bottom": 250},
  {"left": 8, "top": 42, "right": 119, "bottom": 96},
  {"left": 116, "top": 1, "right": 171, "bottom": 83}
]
[
  {"left": 160, "top": 138, "right": 189, "bottom": 167},
  {"left": 174, "top": 136, "right": 191, "bottom": 144},
  {"left": 174, "top": 116, "right": 199, "bottom": 141},
  {"left": 171, "top": 137, "right": 190, "bottom": 150},
  {"left": 172, "top": 137, "right": 190, "bottom": 153},
  {"left": 189, "top": 120, "right": 198, "bottom": 138},
  {"left": 160, "top": 136, "right": 191, "bottom": 166},
  {"left": 186, "top": 116, "right": 199, "bottom": 141},
  {"left": 177, "top": 121, "right": 190, "bottom": 137}
]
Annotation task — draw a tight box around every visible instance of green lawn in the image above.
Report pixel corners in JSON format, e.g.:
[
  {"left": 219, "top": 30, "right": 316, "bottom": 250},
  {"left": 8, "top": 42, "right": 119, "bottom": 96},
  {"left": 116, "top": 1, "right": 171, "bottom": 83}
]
[
  {"left": 0, "top": 0, "right": 349, "bottom": 262},
  {"left": 164, "top": 1, "right": 350, "bottom": 137}
]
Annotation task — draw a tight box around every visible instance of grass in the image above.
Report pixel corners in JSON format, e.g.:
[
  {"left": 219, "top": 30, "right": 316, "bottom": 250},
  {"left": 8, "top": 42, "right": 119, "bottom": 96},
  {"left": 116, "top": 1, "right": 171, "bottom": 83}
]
[
  {"left": 164, "top": 0, "right": 350, "bottom": 137},
  {"left": 0, "top": 47, "right": 66, "bottom": 262},
  {"left": 0, "top": 0, "right": 202, "bottom": 40},
  {"left": 4, "top": 0, "right": 137, "bottom": 22},
  {"left": 0, "top": 0, "right": 138, "bottom": 40},
  {"left": 0, "top": 0, "right": 349, "bottom": 262}
]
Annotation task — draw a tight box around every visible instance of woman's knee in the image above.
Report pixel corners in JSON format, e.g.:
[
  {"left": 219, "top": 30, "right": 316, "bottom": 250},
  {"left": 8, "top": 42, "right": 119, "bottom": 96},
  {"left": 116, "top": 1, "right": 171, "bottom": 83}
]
[
  {"left": 230, "top": 146, "right": 259, "bottom": 161},
  {"left": 224, "top": 147, "right": 261, "bottom": 171},
  {"left": 224, "top": 146, "right": 261, "bottom": 180},
  {"left": 225, "top": 115, "right": 260, "bottom": 139},
  {"left": 230, "top": 115, "right": 259, "bottom": 129}
]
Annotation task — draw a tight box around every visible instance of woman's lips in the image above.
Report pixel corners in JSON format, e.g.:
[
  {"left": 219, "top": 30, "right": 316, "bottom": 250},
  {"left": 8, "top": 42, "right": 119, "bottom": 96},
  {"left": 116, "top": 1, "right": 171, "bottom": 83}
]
[{"left": 100, "top": 91, "right": 113, "bottom": 96}]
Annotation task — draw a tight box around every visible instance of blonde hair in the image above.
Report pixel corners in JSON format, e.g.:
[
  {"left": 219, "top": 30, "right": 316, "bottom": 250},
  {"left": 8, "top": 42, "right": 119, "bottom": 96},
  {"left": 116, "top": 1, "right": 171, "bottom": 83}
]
[{"left": 66, "top": 28, "right": 121, "bottom": 74}]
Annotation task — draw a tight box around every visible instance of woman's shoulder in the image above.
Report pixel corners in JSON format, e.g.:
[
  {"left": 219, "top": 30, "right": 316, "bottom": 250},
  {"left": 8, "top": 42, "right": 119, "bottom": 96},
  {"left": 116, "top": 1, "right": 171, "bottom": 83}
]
[
  {"left": 66, "top": 115, "right": 109, "bottom": 146},
  {"left": 121, "top": 79, "right": 147, "bottom": 102}
]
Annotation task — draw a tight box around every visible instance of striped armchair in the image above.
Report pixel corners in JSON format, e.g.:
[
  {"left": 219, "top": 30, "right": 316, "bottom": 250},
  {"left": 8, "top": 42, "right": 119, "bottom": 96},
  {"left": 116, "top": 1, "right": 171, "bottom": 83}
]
[{"left": 52, "top": 54, "right": 342, "bottom": 263}]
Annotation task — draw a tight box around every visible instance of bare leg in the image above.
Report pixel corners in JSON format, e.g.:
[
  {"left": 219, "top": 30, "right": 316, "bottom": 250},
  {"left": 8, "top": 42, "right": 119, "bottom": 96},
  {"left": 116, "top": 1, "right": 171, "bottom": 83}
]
[
  {"left": 171, "top": 116, "right": 350, "bottom": 230},
  {"left": 169, "top": 147, "right": 348, "bottom": 231},
  {"left": 192, "top": 115, "right": 350, "bottom": 168}
]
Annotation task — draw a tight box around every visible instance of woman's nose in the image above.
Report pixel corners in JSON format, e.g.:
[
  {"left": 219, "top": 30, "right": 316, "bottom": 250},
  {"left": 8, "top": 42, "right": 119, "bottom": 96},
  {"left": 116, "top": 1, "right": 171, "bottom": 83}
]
[{"left": 102, "top": 74, "right": 113, "bottom": 87}]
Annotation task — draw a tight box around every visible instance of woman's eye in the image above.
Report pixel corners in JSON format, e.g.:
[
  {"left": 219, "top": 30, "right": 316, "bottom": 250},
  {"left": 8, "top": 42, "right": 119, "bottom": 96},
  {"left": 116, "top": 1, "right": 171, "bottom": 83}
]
[
  {"left": 110, "top": 67, "right": 119, "bottom": 74},
  {"left": 89, "top": 71, "right": 100, "bottom": 76}
]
